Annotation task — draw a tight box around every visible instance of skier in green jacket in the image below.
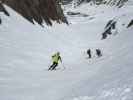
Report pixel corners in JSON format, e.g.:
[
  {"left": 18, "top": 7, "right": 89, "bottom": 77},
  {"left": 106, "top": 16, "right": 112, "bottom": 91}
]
[{"left": 48, "top": 52, "right": 62, "bottom": 70}]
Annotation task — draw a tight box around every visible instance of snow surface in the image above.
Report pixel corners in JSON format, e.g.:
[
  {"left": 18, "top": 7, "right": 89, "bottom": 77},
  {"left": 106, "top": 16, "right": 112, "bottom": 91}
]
[{"left": 0, "top": 4, "right": 133, "bottom": 100}]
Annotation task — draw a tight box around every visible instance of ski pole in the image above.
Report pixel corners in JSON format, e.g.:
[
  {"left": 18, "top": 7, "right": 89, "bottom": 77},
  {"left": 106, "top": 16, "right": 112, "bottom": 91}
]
[
  {"left": 61, "top": 62, "right": 66, "bottom": 70},
  {"left": 48, "top": 60, "right": 52, "bottom": 70}
]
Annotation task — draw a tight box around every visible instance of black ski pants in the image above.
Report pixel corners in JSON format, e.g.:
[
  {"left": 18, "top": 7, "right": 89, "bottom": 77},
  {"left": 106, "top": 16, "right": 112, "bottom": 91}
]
[{"left": 49, "top": 62, "right": 58, "bottom": 70}]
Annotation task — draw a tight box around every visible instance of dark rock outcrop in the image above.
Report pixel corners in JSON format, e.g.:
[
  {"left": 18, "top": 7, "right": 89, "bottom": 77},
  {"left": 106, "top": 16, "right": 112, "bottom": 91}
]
[
  {"left": 108, "top": 0, "right": 128, "bottom": 7},
  {"left": 62, "top": 0, "right": 72, "bottom": 5},
  {"left": 0, "top": 1, "right": 9, "bottom": 24},
  {"left": 101, "top": 19, "right": 117, "bottom": 40},
  {"left": 127, "top": 19, "right": 133, "bottom": 28},
  {"left": 1, "top": 0, "right": 68, "bottom": 26},
  {"left": 0, "top": 2, "right": 9, "bottom": 16},
  {"left": 68, "top": 0, "right": 128, "bottom": 7},
  {"left": 67, "top": 11, "right": 89, "bottom": 17},
  {"left": 72, "top": 0, "right": 106, "bottom": 7}
]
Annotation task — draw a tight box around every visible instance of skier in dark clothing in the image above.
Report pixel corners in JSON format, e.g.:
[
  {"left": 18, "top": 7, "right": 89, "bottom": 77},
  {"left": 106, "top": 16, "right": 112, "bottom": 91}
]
[
  {"left": 96, "top": 49, "right": 102, "bottom": 57},
  {"left": 48, "top": 52, "right": 62, "bottom": 70},
  {"left": 87, "top": 49, "right": 91, "bottom": 58}
]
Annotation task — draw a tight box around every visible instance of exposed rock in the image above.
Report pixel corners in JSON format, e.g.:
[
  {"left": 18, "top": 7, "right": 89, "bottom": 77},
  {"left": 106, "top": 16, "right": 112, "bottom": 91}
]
[
  {"left": 101, "top": 19, "right": 117, "bottom": 40},
  {"left": 71, "top": 0, "right": 106, "bottom": 7},
  {"left": 107, "top": 0, "right": 128, "bottom": 7},
  {"left": 0, "top": 17, "right": 1, "bottom": 24},
  {"left": 62, "top": 0, "right": 73, "bottom": 4},
  {"left": 0, "top": 1, "right": 9, "bottom": 16},
  {"left": 127, "top": 19, "right": 133, "bottom": 28},
  {"left": 67, "top": 11, "right": 89, "bottom": 17},
  {"left": 1, "top": 0, "right": 68, "bottom": 26},
  {"left": 0, "top": 1, "right": 9, "bottom": 24},
  {"left": 67, "top": 0, "right": 128, "bottom": 7}
]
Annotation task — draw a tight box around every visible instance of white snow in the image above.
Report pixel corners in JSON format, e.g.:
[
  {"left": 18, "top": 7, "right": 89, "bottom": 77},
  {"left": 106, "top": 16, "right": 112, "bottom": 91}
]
[{"left": 0, "top": 3, "right": 133, "bottom": 100}]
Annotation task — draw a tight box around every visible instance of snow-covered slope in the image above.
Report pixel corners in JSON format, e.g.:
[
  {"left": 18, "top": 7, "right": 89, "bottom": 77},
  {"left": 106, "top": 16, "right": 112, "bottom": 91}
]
[{"left": 0, "top": 3, "right": 133, "bottom": 100}]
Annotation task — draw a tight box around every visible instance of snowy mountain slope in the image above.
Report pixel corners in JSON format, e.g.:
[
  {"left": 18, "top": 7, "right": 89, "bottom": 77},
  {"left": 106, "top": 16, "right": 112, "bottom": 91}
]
[{"left": 0, "top": 3, "right": 133, "bottom": 100}]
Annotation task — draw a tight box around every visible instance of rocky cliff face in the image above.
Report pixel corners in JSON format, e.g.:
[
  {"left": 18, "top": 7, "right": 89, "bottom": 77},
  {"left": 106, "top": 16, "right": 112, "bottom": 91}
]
[
  {"left": 106, "top": 0, "right": 128, "bottom": 7},
  {"left": 0, "top": 1, "right": 10, "bottom": 24},
  {"left": 68, "top": 0, "right": 128, "bottom": 7},
  {"left": 1, "top": 0, "right": 68, "bottom": 26}
]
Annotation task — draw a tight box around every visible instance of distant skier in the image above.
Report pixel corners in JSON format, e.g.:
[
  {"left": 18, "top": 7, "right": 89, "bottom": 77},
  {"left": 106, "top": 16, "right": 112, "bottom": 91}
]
[
  {"left": 96, "top": 49, "right": 102, "bottom": 57},
  {"left": 48, "top": 52, "right": 62, "bottom": 70},
  {"left": 87, "top": 49, "right": 92, "bottom": 58}
]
